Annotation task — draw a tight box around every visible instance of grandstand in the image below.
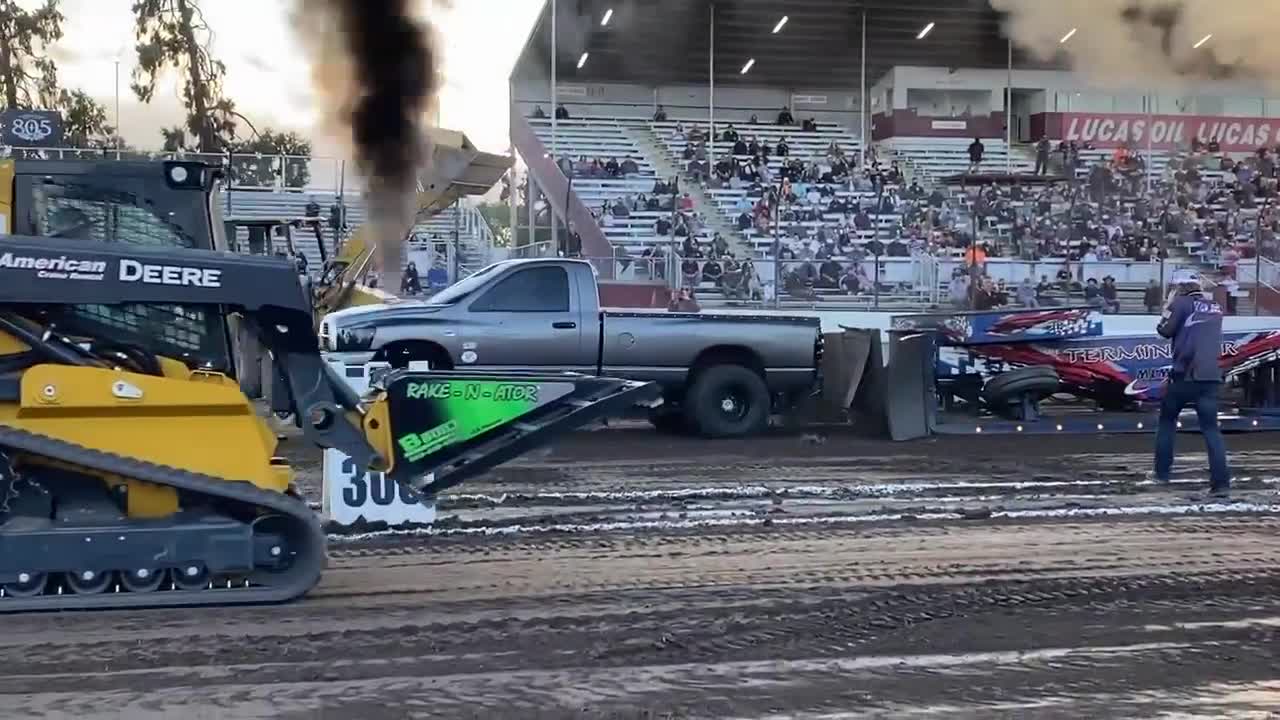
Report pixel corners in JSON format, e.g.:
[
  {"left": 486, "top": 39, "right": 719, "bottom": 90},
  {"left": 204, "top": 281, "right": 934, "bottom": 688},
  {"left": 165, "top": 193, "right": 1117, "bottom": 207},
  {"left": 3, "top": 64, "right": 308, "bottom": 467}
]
[{"left": 501, "top": 0, "right": 1280, "bottom": 315}]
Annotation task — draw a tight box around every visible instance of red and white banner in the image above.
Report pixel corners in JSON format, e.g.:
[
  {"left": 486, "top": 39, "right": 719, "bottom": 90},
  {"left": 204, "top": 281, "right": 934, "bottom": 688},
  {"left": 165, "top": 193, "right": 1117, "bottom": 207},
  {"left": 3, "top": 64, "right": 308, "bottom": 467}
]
[{"left": 1045, "top": 112, "right": 1280, "bottom": 152}]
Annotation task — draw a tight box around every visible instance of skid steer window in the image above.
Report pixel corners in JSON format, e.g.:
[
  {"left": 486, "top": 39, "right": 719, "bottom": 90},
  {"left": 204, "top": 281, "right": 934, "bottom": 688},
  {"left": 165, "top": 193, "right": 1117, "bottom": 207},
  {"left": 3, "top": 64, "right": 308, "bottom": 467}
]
[
  {"left": 27, "top": 180, "right": 229, "bottom": 371},
  {"left": 33, "top": 182, "right": 197, "bottom": 248},
  {"left": 45, "top": 302, "right": 231, "bottom": 372}
]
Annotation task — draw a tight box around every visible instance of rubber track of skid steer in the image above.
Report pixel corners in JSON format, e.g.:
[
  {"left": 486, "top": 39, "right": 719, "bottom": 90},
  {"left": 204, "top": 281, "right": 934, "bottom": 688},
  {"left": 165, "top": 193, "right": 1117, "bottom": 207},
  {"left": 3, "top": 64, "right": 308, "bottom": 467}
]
[{"left": 0, "top": 426, "right": 325, "bottom": 613}]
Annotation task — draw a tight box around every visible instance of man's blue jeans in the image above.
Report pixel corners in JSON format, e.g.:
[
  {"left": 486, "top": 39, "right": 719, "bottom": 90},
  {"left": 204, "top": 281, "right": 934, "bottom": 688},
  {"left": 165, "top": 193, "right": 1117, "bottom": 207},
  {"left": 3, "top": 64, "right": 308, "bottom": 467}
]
[{"left": 1154, "top": 379, "right": 1230, "bottom": 491}]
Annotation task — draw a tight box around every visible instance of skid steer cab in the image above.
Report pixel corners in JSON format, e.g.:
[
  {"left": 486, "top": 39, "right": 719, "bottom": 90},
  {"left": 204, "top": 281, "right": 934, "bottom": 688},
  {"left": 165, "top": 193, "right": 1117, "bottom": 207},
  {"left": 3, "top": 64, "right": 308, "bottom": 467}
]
[{"left": 0, "top": 235, "right": 657, "bottom": 612}]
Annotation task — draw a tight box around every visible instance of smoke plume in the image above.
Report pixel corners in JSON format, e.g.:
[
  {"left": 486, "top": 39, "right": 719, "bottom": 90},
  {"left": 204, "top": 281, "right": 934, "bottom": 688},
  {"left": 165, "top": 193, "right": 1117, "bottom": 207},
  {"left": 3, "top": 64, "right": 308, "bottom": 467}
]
[
  {"left": 992, "top": 0, "right": 1280, "bottom": 88},
  {"left": 293, "top": 0, "right": 443, "bottom": 290}
]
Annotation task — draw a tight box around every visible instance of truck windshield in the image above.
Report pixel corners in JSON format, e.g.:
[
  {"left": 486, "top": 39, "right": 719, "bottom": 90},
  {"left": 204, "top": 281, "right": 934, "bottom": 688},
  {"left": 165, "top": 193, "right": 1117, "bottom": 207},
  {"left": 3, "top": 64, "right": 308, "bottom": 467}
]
[{"left": 427, "top": 262, "right": 503, "bottom": 304}]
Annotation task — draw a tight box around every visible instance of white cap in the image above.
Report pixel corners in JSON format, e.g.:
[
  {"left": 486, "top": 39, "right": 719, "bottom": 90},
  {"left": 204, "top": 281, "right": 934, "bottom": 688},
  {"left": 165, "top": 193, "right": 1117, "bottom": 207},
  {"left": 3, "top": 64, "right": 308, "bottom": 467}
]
[{"left": 1170, "top": 269, "right": 1201, "bottom": 286}]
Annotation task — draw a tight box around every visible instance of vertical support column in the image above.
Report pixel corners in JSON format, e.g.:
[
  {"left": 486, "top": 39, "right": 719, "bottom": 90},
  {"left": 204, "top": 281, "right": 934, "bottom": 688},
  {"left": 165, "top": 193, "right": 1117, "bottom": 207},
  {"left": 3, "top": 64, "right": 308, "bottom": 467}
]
[
  {"left": 1006, "top": 36, "right": 1013, "bottom": 173},
  {"left": 550, "top": 0, "right": 559, "bottom": 246},
  {"left": 452, "top": 199, "right": 462, "bottom": 282},
  {"left": 524, "top": 172, "right": 534, "bottom": 250},
  {"left": 709, "top": 2, "right": 715, "bottom": 169},
  {"left": 859, "top": 9, "right": 867, "bottom": 166},
  {"left": 1152, "top": 89, "right": 1162, "bottom": 193}
]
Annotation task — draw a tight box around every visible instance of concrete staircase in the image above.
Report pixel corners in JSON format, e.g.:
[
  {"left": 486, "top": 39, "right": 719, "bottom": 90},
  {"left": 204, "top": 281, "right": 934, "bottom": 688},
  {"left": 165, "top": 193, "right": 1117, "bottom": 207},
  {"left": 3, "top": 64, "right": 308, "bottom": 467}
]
[{"left": 624, "top": 122, "right": 754, "bottom": 259}]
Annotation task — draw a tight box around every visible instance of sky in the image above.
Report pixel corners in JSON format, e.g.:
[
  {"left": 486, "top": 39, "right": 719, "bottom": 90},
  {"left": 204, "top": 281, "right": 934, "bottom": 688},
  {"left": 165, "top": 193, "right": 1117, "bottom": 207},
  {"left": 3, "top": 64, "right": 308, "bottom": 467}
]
[{"left": 44, "top": 0, "right": 543, "bottom": 156}]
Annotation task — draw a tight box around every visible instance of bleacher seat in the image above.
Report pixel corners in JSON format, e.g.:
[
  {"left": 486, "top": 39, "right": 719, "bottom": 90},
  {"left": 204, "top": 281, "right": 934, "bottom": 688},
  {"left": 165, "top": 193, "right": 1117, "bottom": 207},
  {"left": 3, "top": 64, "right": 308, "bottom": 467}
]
[{"left": 221, "top": 190, "right": 494, "bottom": 274}]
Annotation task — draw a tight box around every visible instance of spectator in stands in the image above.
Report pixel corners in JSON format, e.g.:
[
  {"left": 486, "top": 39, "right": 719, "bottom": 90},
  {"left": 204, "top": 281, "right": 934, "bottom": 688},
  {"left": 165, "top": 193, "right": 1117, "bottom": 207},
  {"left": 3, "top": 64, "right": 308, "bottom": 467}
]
[
  {"left": 1034, "top": 136, "right": 1051, "bottom": 176},
  {"left": 711, "top": 232, "right": 729, "bottom": 258},
  {"left": 667, "top": 287, "right": 700, "bottom": 312},
  {"left": 679, "top": 193, "right": 695, "bottom": 211},
  {"left": 775, "top": 138, "right": 790, "bottom": 157},
  {"left": 605, "top": 156, "right": 620, "bottom": 177},
  {"left": 723, "top": 124, "right": 739, "bottom": 143},
  {"left": 680, "top": 256, "right": 701, "bottom": 288},
  {"left": 838, "top": 263, "right": 863, "bottom": 295},
  {"left": 620, "top": 156, "right": 639, "bottom": 176},
  {"left": 967, "top": 137, "right": 985, "bottom": 173},
  {"left": 949, "top": 271, "right": 970, "bottom": 308},
  {"left": 674, "top": 213, "right": 693, "bottom": 238},
  {"left": 1016, "top": 277, "right": 1037, "bottom": 307},
  {"left": 1083, "top": 277, "right": 1104, "bottom": 308},
  {"left": 853, "top": 207, "right": 872, "bottom": 231},
  {"left": 777, "top": 106, "right": 795, "bottom": 125},
  {"left": 973, "top": 277, "right": 998, "bottom": 310},
  {"left": 818, "top": 257, "right": 843, "bottom": 288},
  {"left": 732, "top": 136, "right": 749, "bottom": 155},
  {"left": 611, "top": 197, "right": 630, "bottom": 218},
  {"left": 801, "top": 118, "right": 818, "bottom": 132},
  {"left": 653, "top": 105, "right": 668, "bottom": 122},
  {"left": 1036, "top": 275, "right": 1053, "bottom": 303},
  {"left": 1144, "top": 278, "right": 1163, "bottom": 313},
  {"left": 1101, "top": 276, "right": 1121, "bottom": 313},
  {"left": 701, "top": 255, "right": 724, "bottom": 286},
  {"left": 964, "top": 240, "right": 987, "bottom": 271},
  {"left": 555, "top": 104, "right": 571, "bottom": 120},
  {"left": 531, "top": 106, "right": 547, "bottom": 119}
]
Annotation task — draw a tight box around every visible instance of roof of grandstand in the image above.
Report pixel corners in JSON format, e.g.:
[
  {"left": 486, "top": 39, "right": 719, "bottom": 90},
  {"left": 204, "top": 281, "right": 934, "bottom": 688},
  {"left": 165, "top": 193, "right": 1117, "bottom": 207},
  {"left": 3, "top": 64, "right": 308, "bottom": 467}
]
[{"left": 516, "top": 0, "right": 1062, "bottom": 87}]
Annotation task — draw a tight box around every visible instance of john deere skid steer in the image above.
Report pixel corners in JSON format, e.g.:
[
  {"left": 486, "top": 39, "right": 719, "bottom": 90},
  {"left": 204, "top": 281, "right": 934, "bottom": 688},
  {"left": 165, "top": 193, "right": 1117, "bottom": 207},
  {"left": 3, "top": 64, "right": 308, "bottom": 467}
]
[{"left": 0, "top": 158, "right": 655, "bottom": 611}]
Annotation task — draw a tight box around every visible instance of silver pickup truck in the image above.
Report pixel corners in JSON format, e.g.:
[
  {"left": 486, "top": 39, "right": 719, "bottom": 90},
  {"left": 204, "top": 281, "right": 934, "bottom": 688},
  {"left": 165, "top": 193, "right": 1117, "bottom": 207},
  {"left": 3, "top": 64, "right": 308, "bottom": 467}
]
[{"left": 320, "top": 258, "right": 822, "bottom": 437}]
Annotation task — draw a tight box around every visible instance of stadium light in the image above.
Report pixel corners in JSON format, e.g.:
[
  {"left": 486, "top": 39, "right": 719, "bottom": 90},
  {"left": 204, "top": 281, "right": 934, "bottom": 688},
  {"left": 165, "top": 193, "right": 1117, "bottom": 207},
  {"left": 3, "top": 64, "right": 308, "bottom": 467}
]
[
  {"left": 741, "top": 58, "right": 755, "bottom": 74},
  {"left": 1060, "top": 27, "right": 1077, "bottom": 43},
  {"left": 772, "top": 15, "right": 788, "bottom": 33},
  {"left": 916, "top": 22, "right": 935, "bottom": 40},
  {"left": 1194, "top": 33, "right": 1212, "bottom": 48},
  {"left": 601, "top": 8, "right": 613, "bottom": 26},
  {"left": 577, "top": 52, "right": 589, "bottom": 69}
]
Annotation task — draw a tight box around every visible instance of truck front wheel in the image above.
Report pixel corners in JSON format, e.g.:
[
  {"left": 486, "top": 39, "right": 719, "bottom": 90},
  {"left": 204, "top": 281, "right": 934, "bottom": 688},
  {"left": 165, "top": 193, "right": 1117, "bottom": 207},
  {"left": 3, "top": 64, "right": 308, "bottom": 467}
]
[{"left": 684, "top": 364, "right": 770, "bottom": 438}]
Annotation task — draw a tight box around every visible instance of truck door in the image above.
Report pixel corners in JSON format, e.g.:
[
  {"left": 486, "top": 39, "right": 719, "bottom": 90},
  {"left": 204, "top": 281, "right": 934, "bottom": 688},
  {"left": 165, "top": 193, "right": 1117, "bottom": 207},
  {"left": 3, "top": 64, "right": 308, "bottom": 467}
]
[{"left": 465, "top": 264, "right": 589, "bottom": 373}]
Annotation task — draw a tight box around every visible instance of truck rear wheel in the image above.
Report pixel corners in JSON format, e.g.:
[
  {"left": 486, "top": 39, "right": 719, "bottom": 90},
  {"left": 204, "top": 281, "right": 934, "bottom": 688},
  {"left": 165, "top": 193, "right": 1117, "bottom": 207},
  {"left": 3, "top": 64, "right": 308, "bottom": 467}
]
[{"left": 685, "top": 364, "right": 770, "bottom": 438}]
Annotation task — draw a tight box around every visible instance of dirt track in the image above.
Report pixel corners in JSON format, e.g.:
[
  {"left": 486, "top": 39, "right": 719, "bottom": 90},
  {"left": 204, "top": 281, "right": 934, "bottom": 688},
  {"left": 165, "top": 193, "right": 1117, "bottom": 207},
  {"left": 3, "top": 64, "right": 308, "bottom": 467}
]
[{"left": 4, "top": 429, "right": 1280, "bottom": 719}]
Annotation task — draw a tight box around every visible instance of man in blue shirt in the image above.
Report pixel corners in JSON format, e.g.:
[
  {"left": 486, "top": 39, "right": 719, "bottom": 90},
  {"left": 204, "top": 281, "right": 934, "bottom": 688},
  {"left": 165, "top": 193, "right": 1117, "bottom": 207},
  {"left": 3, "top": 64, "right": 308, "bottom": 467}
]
[{"left": 1152, "top": 270, "right": 1230, "bottom": 497}]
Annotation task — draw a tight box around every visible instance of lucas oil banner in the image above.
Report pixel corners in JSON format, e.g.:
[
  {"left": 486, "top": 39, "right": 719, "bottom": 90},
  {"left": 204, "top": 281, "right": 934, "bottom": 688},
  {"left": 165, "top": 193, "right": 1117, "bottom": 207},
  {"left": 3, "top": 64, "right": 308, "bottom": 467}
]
[{"left": 1035, "top": 111, "right": 1280, "bottom": 152}]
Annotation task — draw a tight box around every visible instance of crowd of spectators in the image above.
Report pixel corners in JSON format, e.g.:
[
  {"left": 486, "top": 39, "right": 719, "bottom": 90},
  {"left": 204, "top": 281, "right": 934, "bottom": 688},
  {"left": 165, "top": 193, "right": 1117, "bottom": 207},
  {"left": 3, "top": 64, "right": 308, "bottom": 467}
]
[
  {"left": 530, "top": 102, "right": 1280, "bottom": 309},
  {"left": 555, "top": 154, "right": 645, "bottom": 180}
]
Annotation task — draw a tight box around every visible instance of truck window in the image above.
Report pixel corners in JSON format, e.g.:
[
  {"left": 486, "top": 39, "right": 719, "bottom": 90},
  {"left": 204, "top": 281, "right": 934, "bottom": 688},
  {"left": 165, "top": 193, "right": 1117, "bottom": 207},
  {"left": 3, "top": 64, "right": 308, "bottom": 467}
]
[{"left": 471, "top": 266, "right": 569, "bottom": 312}]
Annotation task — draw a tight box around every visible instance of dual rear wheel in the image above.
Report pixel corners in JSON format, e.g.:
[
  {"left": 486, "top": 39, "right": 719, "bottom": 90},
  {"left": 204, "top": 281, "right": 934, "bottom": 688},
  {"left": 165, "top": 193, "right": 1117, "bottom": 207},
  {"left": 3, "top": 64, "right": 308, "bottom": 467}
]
[{"left": 649, "top": 364, "right": 772, "bottom": 438}]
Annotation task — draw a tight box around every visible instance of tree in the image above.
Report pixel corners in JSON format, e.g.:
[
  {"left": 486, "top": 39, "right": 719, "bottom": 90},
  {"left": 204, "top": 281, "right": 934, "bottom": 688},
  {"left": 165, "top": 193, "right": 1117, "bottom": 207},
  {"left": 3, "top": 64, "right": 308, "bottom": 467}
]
[
  {"left": 131, "top": 0, "right": 231, "bottom": 152},
  {"left": 476, "top": 202, "right": 512, "bottom": 247},
  {"left": 57, "top": 89, "right": 113, "bottom": 147},
  {"left": 160, "top": 125, "right": 187, "bottom": 152},
  {"left": 0, "top": 0, "right": 63, "bottom": 109},
  {"left": 227, "top": 129, "right": 313, "bottom": 189}
]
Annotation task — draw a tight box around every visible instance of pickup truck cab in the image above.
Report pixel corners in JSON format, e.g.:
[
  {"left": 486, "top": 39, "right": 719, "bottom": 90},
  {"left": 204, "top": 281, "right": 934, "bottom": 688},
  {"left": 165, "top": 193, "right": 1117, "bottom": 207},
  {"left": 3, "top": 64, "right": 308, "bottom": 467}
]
[{"left": 321, "top": 258, "right": 822, "bottom": 437}]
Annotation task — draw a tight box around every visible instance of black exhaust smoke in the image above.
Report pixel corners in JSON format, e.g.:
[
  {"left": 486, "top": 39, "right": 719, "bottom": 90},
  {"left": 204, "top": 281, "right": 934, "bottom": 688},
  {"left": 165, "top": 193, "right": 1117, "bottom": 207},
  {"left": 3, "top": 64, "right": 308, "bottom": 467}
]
[{"left": 295, "top": 0, "right": 443, "bottom": 291}]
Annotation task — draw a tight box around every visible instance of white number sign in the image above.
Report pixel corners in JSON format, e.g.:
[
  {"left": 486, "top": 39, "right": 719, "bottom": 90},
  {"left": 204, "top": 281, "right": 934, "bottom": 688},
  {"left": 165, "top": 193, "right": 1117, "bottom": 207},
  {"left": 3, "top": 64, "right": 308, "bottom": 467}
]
[{"left": 320, "top": 359, "right": 437, "bottom": 526}]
